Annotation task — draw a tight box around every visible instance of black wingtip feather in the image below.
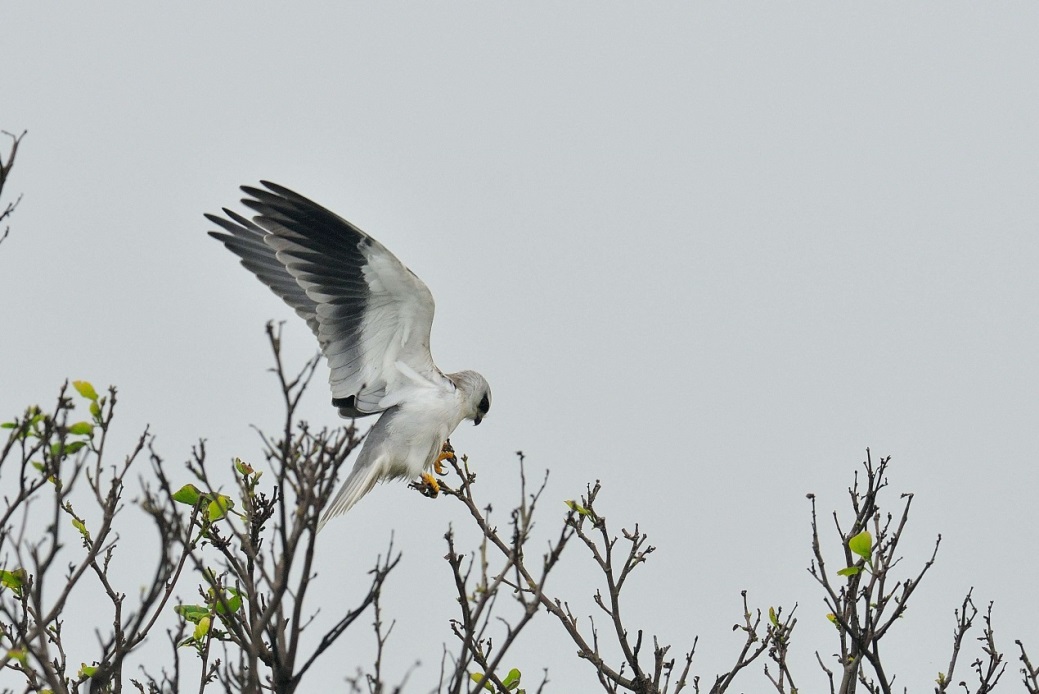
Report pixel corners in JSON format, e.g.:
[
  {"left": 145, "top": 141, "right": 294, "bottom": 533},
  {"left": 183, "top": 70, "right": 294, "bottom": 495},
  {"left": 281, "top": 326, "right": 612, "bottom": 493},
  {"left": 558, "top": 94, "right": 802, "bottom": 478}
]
[
  {"left": 259, "top": 180, "right": 304, "bottom": 200},
  {"left": 247, "top": 181, "right": 325, "bottom": 213},
  {"left": 224, "top": 208, "right": 257, "bottom": 228}
]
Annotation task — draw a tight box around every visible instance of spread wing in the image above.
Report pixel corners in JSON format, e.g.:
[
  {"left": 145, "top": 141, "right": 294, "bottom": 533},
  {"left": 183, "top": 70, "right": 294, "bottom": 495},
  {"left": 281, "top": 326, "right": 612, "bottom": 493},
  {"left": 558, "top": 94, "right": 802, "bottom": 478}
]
[{"left": 206, "top": 181, "right": 446, "bottom": 416}]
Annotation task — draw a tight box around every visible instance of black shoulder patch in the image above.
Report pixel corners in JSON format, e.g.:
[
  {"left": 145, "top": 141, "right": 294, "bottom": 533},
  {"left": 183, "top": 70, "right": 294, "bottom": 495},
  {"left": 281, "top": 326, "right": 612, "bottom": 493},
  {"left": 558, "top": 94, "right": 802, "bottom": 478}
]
[{"left": 332, "top": 395, "right": 356, "bottom": 409}]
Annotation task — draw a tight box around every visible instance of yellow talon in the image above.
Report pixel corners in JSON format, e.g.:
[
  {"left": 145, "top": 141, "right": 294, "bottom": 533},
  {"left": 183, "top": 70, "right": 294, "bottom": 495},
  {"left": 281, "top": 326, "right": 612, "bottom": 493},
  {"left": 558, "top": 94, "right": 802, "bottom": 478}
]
[
  {"left": 420, "top": 472, "right": 440, "bottom": 497},
  {"left": 433, "top": 440, "right": 457, "bottom": 476}
]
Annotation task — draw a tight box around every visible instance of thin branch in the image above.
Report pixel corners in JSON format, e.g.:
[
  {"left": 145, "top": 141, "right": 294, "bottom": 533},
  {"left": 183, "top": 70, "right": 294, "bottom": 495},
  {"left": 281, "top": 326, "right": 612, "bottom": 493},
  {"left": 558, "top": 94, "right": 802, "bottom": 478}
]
[{"left": 0, "top": 129, "right": 26, "bottom": 246}]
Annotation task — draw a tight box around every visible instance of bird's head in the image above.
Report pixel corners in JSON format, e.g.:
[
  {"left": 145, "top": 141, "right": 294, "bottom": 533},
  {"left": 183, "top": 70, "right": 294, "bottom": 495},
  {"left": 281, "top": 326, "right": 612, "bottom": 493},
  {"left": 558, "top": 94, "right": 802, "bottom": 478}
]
[{"left": 451, "top": 370, "right": 492, "bottom": 426}]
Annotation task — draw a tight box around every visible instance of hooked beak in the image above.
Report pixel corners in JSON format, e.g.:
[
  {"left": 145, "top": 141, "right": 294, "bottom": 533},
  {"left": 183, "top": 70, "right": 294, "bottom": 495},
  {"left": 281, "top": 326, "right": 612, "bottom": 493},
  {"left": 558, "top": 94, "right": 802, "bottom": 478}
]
[{"left": 474, "top": 415, "right": 482, "bottom": 426}]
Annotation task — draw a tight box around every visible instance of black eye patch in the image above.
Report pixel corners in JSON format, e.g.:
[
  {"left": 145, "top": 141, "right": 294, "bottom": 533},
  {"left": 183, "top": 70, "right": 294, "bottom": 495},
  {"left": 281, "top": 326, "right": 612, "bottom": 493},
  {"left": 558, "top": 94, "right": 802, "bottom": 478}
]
[{"left": 478, "top": 394, "right": 490, "bottom": 414}]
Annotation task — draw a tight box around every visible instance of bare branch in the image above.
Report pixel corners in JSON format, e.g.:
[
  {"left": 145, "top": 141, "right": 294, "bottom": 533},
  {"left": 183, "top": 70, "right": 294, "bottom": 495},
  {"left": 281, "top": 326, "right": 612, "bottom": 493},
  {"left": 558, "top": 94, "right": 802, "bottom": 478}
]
[
  {"left": 0, "top": 129, "right": 26, "bottom": 247},
  {"left": 1017, "top": 640, "right": 1038, "bottom": 694}
]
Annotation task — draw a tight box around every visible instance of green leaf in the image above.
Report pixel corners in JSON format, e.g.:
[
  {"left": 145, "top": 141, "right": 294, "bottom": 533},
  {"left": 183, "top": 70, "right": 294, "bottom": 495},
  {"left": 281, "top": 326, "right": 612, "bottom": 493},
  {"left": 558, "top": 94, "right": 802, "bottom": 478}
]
[
  {"left": 469, "top": 673, "right": 494, "bottom": 691},
  {"left": 89, "top": 401, "right": 101, "bottom": 419},
  {"left": 72, "top": 518, "right": 91, "bottom": 542},
  {"left": 565, "top": 500, "right": 592, "bottom": 516},
  {"left": 72, "top": 381, "right": 99, "bottom": 401},
  {"left": 50, "top": 440, "right": 86, "bottom": 457},
  {"left": 68, "top": 421, "right": 94, "bottom": 436},
  {"left": 768, "top": 606, "right": 779, "bottom": 627},
  {"left": 0, "top": 568, "right": 27, "bottom": 595},
  {"left": 503, "top": 668, "right": 522, "bottom": 689},
  {"left": 837, "top": 566, "right": 861, "bottom": 577},
  {"left": 234, "top": 458, "right": 254, "bottom": 476},
  {"left": 63, "top": 441, "right": 87, "bottom": 455},
  {"left": 79, "top": 663, "right": 98, "bottom": 678},
  {"left": 172, "top": 484, "right": 202, "bottom": 506},
  {"left": 175, "top": 604, "right": 211, "bottom": 624},
  {"left": 193, "top": 616, "right": 211, "bottom": 640},
  {"left": 211, "top": 587, "right": 243, "bottom": 615},
  {"left": 6, "top": 649, "right": 27, "bottom": 665},
  {"left": 826, "top": 612, "right": 838, "bottom": 625},
  {"left": 207, "top": 494, "right": 233, "bottom": 521},
  {"left": 848, "top": 530, "right": 873, "bottom": 560},
  {"left": 1, "top": 422, "right": 16, "bottom": 429}
]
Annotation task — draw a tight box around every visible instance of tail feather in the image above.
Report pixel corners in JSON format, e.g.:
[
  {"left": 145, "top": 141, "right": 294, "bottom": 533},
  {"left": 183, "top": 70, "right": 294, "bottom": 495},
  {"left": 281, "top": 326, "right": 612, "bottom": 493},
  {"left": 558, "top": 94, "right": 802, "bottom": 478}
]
[{"left": 317, "top": 460, "right": 381, "bottom": 532}]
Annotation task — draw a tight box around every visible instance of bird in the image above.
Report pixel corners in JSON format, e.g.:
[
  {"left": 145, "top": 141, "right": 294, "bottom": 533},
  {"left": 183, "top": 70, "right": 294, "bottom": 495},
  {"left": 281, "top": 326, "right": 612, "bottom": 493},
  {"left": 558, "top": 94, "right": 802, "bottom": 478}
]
[{"left": 206, "top": 181, "right": 491, "bottom": 528}]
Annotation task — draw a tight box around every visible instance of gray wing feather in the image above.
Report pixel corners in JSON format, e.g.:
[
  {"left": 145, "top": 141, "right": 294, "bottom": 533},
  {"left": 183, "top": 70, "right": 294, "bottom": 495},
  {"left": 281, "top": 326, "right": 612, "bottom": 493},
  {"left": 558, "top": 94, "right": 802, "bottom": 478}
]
[
  {"left": 206, "top": 209, "right": 322, "bottom": 335},
  {"left": 207, "top": 181, "right": 440, "bottom": 417}
]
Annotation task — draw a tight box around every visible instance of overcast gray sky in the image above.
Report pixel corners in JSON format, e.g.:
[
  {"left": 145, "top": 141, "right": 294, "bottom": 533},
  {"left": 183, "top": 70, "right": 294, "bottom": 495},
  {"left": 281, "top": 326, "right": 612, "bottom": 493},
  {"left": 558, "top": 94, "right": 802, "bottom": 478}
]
[{"left": 3, "top": 3, "right": 1038, "bottom": 690}]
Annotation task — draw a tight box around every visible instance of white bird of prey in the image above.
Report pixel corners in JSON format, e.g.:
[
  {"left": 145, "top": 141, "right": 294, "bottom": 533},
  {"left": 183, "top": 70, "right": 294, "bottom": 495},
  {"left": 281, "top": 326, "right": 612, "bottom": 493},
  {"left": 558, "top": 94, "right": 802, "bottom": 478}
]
[{"left": 206, "top": 182, "right": 491, "bottom": 528}]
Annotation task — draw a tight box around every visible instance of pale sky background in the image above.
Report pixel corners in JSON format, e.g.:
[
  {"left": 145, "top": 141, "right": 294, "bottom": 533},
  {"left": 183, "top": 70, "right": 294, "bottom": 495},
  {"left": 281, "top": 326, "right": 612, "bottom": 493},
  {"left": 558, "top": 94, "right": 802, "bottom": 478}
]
[{"left": 2, "top": 3, "right": 1038, "bottom": 691}]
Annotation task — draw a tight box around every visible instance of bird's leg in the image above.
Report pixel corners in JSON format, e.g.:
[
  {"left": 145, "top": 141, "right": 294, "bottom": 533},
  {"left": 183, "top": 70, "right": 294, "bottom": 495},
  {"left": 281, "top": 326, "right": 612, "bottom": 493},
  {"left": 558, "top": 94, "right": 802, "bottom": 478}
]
[
  {"left": 433, "top": 439, "right": 457, "bottom": 476},
  {"left": 411, "top": 441, "right": 456, "bottom": 498},
  {"left": 410, "top": 472, "right": 441, "bottom": 498}
]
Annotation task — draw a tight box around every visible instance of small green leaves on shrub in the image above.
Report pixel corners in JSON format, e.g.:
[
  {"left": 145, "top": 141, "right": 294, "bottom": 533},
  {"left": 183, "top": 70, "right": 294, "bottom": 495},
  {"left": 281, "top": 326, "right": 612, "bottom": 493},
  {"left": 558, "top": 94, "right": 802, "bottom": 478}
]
[
  {"left": 469, "top": 668, "right": 523, "bottom": 692},
  {"left": 78, "top": 664, "right": 98, "bottom": 679},
  {"left": 72, "top": 381, "right": 106, "bottom": 423},
  {"left": 172, "top": 486, "right": 234, "bottom": 520},
  {"left": 837, "top": 566, "right": 862, "bottom": 577}
]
